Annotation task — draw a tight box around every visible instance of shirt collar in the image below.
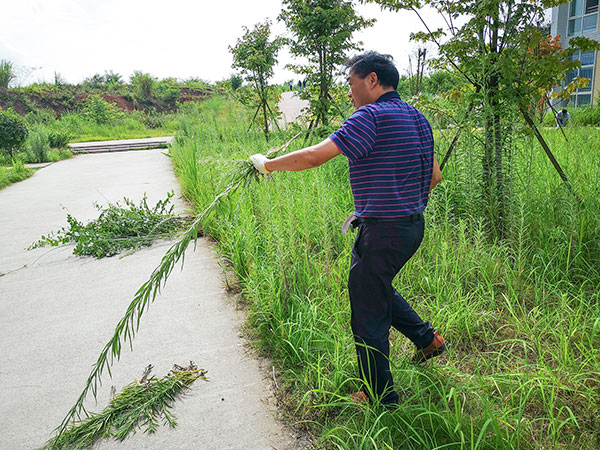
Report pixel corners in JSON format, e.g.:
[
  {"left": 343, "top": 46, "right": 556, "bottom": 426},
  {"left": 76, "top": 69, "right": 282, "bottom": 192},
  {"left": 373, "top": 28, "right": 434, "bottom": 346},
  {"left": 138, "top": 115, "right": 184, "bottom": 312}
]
[{"left": 375, "top": 91, "right": 401, "bottom": 103}]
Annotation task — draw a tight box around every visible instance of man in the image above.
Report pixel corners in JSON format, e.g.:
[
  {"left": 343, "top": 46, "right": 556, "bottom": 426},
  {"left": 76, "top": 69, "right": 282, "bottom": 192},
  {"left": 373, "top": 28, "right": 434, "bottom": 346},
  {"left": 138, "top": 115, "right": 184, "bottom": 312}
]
[
  {"left": 555, "top": 108, "right": 571, "bottom": 128},
  {"left": 250, "top": 51, "right": 445, "bottom": 407}
]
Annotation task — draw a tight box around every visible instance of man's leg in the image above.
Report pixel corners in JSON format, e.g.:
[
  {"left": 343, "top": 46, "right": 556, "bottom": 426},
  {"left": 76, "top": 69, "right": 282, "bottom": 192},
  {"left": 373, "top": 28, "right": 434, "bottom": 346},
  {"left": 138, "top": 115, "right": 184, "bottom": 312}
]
[
  {"left": 390, "top": 289, "right": 434, "bottom": 349},
  {"left": 387, "top": 216, "right": 439, "bottom": 350},
  {"left": 348, "top": 220, "right": 425, "bottom": 404}
]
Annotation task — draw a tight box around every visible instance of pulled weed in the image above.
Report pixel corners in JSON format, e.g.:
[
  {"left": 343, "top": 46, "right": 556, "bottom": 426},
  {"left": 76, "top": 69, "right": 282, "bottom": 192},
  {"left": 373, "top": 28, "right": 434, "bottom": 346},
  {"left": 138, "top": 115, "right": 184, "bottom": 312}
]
[
  {"left": 40, "top": 363, "right": 207, "bottom": 450},
  {"left": 30, "top": 191, "right": 188, "bottom": 258}
]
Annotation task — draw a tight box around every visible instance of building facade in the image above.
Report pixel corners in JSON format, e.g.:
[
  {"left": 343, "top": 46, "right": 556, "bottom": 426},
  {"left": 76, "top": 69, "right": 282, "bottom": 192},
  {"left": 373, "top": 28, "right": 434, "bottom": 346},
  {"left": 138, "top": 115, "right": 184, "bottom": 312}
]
[{"left": 551, "top": 0, "right": 600, "bottom": 105}]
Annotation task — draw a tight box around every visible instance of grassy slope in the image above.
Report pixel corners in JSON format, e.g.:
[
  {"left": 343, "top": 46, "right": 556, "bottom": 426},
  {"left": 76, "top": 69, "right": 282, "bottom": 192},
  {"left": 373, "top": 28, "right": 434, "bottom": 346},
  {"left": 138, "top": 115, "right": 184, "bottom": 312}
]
[{"left": 171, "top": 96, "right": 599, "bottom": 449}]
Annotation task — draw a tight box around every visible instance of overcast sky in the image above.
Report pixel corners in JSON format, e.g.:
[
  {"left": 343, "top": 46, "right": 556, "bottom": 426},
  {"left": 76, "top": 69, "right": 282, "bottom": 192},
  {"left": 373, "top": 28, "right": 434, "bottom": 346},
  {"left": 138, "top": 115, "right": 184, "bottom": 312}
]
[{"left": 1, "top": 0, "right": 449, "bottom": 86}]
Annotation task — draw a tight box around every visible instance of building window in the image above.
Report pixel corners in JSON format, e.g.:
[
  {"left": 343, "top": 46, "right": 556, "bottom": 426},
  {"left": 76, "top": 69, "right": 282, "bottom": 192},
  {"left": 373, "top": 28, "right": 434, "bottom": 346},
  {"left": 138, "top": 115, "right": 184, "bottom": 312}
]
[
  {"left": 564, "top": 50, "right": 596, "bottom": 105},
  {"left": 578, "top": 94, "right": 592, "bottom": 105},
  {"left": 568, "top": 0, "right": 598, "bottom": 36}
]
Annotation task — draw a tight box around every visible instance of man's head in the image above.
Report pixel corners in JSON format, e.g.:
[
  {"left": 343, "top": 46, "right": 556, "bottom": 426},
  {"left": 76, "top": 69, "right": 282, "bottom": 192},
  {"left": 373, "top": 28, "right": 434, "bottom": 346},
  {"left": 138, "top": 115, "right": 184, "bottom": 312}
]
[
  {"left": 344, "top": 51, "right": 399, "bottom": 109},
  {"left": 562, "top": 109, "right": 568, "bottom": 114}
]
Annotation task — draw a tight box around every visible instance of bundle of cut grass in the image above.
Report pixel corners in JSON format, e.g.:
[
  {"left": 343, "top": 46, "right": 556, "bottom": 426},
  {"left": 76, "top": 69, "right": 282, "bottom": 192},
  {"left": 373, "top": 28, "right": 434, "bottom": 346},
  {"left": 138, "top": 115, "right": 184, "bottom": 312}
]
[
  {"left": 51, "top": 132, "right": 300, "bottom": 441},
  {"left": 41, "top": 363, "right": 207, "bottom": 449}
]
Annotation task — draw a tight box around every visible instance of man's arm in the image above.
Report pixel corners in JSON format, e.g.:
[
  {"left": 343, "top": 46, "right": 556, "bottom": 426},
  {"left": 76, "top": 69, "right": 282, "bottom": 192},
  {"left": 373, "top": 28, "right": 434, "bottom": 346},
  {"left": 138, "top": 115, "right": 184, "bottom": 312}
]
[
  {"left": 430, "top": 154, "right": 442, "bottom": 191},
  {"left": 264, "top": 138, "right": 342, "bottom": 172}
]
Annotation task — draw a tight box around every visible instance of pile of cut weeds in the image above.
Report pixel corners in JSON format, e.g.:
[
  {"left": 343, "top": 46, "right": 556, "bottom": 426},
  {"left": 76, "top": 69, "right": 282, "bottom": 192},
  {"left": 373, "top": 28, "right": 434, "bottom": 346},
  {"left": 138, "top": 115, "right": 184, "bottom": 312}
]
[{"left": 30, "top": 191, "right": 190, "bottom": 258}]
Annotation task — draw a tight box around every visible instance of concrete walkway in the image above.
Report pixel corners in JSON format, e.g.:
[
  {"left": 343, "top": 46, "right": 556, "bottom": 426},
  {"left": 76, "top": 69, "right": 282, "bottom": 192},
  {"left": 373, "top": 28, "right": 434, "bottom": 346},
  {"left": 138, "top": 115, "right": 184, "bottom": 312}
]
[
  {"left": 277, "top": 91, "right": 310, "bottom": 128},
  {"left": 0, "top": 150, "right": 306, "bottom": 449}
]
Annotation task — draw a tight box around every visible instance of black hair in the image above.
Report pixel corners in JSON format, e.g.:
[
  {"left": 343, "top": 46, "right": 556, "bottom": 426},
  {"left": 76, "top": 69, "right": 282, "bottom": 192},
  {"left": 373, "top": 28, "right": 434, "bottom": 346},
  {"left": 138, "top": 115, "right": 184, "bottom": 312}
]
[
  {"left": 561, "top": 109, "right": 568, "bottom": 113},
  {"left": 345, "top": 51, "right": 399, "bottom": 90}
]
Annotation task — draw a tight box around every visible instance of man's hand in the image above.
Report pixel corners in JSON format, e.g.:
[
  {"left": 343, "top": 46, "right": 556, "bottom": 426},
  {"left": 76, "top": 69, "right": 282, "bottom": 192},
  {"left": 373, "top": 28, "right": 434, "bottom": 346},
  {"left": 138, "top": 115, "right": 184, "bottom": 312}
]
[{"left": 249, "top": 154, "right": 271, "bottom": 175}]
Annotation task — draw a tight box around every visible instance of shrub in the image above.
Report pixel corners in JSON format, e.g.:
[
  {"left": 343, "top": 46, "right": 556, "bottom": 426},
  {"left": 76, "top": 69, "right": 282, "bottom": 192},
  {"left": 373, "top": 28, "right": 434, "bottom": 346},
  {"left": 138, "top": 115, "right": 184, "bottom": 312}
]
[
  {"left": 230, "top": 74, "right": 243, "bottom": 91},
  {"left": 0, "top": 59, "right": 15, "bottom": 92},
  {"left": 81, "top": 95, "right": 124, "bottom": 124},
  {"left": 574, "top": 104, "right": 600, "bottom": 126},
  {"left": 25, "top": 108, "right": 57, "bottom": 126},
  {"left": 25, "top": 126, "right": 50, "bottom": 163},
  {"left": 130, "top": 71, "right": 155, "bottom": 99},
  {"left": 0, "top": 109, "right": 29, "bottom": 157},
  {"left": 47, "top": 129, "right": 72, "bottom": 148}
]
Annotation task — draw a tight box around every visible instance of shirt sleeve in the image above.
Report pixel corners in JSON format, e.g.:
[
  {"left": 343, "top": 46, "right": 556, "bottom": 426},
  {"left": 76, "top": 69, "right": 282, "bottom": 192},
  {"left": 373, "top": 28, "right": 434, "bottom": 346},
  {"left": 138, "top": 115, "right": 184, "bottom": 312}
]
[{"left": 329, "top": 107, "right": 377, "bottom": 161}]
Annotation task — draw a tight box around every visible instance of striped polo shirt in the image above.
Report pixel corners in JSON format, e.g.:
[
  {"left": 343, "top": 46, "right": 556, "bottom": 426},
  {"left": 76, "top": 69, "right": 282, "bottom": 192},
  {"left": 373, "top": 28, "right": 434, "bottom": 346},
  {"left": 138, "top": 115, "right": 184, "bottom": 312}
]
[{"left": 330, "top": 91, "right": 434, "bottom": 218}]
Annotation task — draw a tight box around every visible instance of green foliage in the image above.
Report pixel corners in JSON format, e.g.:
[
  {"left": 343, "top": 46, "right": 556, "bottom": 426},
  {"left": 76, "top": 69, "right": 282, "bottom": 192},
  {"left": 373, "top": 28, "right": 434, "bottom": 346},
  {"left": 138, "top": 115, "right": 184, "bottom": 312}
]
[
  {"left": 83, "top": 70, "right": 124, "bottom": 91},
  {"left": 0, "top": 159, "right": 33, "bottom": 189},
  {"left": 168, "top": 96, "right": 599, "bottom": 449},
  {"left": 0, "top": 109, "right": 29, "bottom": 157},
  {"left": 542, "top": 104, "right": 600, "bottom": 127},
  {"left": 41, "top": 363, "right": 207, "bottom": 450},
  {"left": 279, "top": 0, "right": 375, "bottom": 127},
  {"left": 30, "top": 192, "right": 188, "bottom": 258},
  {"left": 80, "top": 95, "right": 125, "bottom": 124},
  {"left": 367, "top": 0, "right": 600, "bottom": 238},
  {"left": 229, "top": 74, "right": 243, "bottom": 90},
  {"left": 229, "top": 20, "right": 284, "bottom": 136},
  {"left": 25, "top": 126, "right": 50, "bottom": 163},
  {"left": 47, "top": 128, "right": 72, "bottom": 148},
  {"left": 25, "top": 108, "right": 57, "bottom": 126},
  {"left": 130, "top": 71, "right": 156, "bottom": 99},
  {"left": 0, "top": 59, "right": 15, "bottom": 91}
]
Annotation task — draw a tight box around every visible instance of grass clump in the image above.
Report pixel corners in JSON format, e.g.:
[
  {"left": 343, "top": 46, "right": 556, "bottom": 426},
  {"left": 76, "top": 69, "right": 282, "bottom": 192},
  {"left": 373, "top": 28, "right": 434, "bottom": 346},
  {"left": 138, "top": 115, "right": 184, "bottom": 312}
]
[
  {"left": 40, "top": 363, "right": 207, "bottom": 450},
  {"left": 30, "top": 191, "right": 188, "bottom": 258},
  {"left": 0, "top": 159, "right": 34, "bottom": 189}
]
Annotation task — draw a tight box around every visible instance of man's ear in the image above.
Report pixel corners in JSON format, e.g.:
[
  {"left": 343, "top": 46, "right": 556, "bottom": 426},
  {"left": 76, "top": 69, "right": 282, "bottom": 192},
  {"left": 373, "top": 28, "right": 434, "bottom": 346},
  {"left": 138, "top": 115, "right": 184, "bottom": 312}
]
[{"left": 368, "top": 72, "right": 379, "bottom": 88}]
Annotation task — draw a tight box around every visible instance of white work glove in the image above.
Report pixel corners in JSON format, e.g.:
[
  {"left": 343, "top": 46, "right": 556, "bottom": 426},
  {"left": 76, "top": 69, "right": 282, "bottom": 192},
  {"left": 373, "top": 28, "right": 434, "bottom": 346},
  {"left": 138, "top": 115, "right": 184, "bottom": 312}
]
[{"left": 249, "top": 153, "right": 272, "bottom": 175}]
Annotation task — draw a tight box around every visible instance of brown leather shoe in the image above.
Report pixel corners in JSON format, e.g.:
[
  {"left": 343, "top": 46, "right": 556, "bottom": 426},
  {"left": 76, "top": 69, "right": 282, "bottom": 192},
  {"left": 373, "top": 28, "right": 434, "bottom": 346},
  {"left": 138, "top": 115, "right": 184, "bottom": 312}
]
[
  {"left": 413, "top": 331, "right": 446, "bottom": 363},
  {"left": 348, "top": 391, "right": 369, "bottom": 404}
]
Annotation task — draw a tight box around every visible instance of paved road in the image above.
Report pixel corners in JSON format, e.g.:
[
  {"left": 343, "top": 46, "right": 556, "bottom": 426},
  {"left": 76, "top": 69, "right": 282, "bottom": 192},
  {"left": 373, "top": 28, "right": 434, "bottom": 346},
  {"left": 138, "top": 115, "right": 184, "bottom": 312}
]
[
  {"left": 0, "top": 150, "right": 304, "bottom": 449},
  {"left": 277, "top": 91, "right": 310, "bottom": 128}
]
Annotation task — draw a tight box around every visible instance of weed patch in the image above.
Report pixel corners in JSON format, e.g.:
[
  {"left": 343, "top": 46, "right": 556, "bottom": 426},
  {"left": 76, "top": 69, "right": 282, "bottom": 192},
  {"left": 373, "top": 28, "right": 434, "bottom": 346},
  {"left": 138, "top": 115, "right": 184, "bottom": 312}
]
[
  {"left": 30, "top": 192, "right": 188, "bottom": 258},
  {"left": 0, "top": 160, "right": 34, "bottom": 189}
]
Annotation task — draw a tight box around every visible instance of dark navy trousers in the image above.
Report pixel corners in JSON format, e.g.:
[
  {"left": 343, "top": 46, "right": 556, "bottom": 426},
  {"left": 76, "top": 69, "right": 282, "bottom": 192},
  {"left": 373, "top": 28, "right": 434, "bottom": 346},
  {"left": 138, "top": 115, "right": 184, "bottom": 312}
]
[{"left": 349, "top": 215, "right": 434, "bottom": 404}]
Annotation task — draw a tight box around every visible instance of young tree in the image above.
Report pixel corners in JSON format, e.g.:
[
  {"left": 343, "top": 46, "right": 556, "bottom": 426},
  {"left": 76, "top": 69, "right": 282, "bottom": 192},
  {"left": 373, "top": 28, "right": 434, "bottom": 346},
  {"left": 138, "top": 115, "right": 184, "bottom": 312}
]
[
  {"left": 0, "top": 60, "right": 16, "bottom": 93},
  {"left": 279, "top": 0, "right": 375, "bottom": 131},
  {"left": 368, "top": 0, "right": 600, "bottom": 237},
  {"left": 130, "top": 71, "right": 156, "bottom": 99},
  {"left": 408, "top": 47, "right": 428, "bottom": 96},
  {"left": 229, "top": 20, "right": 284, "bottom": 137}
]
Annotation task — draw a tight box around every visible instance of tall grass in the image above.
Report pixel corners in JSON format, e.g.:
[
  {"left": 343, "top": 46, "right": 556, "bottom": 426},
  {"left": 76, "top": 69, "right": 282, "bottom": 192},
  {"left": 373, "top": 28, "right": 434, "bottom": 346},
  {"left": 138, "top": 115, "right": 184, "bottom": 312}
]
[
  {"left": 0, "top": 160, "right": 34, "bottom": 189},
  {"left": 171, "top": 95, "right": 600, "bottom": 449}
]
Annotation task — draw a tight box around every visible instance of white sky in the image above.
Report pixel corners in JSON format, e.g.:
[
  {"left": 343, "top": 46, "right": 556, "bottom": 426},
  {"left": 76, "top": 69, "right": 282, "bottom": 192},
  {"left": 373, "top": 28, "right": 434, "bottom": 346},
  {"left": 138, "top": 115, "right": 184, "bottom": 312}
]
[{"left": 1, "top": 0, "right": 448, "bottom": 86}]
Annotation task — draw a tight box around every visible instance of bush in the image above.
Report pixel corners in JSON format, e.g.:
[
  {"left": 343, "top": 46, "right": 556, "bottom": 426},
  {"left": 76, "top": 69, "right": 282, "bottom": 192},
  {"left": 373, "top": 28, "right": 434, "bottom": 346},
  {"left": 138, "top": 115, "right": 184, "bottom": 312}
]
[
  {"left": 25, "top": 108, "right": 57, "bottom": 126},
  {"left": 130, "top": 71, "right": 155, "bottom": 99},
  {"left": 0, "top": 109, "right": 29, "bottom": 157},
  {"left": 47, "top": 129, "right": 72, "bottom": 148},
  {"left": 81, "top": 95, "right": 124, "bottom": 124},
  {"left": 573, "top": 104, "right": 600, "bottom": 126},
  {"left": 25, "top": 126, "right": 49, "bottom": 163}
]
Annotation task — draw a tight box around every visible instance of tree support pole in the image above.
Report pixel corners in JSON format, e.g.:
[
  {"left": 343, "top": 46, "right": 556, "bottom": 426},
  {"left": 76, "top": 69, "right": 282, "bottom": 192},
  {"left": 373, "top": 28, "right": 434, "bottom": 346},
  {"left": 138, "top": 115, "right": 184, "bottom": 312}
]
[
  {"left": 440, "top": 127, "right": 462, "bottom": 171},
  {"left": 519, "top": 106, "right": 580, "bottom": 203},
  {"left": 248, "top": 105, "right": 261, "bottom": 132}
]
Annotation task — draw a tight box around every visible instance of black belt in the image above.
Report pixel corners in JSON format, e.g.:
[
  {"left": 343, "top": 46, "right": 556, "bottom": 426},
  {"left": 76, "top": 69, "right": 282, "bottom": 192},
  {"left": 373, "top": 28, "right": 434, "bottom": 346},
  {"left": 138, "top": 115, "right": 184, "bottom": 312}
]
[{"left": 353, "top": 213, "right": 423, "bottom": 227}]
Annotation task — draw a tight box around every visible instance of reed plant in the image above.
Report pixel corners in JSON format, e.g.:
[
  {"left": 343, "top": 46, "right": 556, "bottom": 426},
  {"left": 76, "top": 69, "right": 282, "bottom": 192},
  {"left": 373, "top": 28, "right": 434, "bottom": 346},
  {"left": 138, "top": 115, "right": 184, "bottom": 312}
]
[{"left": 168, "top": 95, "right": 599, "bottom": 449}]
